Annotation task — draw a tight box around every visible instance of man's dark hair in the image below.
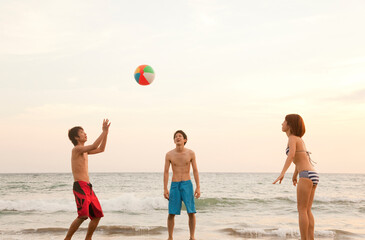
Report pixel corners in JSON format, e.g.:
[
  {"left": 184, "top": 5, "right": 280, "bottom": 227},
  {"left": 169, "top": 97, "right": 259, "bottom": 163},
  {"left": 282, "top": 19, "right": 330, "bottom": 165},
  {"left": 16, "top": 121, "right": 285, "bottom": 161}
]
[
  {"left": 68, "top": 126, "right": 83, "bottom": 146},
  {"left": 173, "top": 130, "right": 187, "bottom": 145}
]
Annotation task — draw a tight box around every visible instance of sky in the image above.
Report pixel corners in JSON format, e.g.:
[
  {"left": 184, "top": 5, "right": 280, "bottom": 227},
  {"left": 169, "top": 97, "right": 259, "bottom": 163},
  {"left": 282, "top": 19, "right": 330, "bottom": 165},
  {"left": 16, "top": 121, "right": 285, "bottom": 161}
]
[{"left": 0, "top": 0, "right": 364, "bottom": 174}]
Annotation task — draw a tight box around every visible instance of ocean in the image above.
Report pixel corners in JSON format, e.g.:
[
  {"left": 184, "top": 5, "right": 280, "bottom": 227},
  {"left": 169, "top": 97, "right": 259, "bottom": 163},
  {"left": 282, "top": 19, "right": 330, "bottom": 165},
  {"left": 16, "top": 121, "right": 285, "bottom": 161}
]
[{"left": 0, "top": 173, "right": 364, "bottom": 240}]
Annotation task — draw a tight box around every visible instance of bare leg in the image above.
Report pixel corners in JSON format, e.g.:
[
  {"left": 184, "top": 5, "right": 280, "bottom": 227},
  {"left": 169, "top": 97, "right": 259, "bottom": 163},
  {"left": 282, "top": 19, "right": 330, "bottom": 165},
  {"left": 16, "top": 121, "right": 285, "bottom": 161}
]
[
  {"left": 297, "top": 178, "right": 313, "bottom": 240},
  {"left": 307, "top": 185, "right": 317, "bottom": 240},
  {"left": 85, "top": 217, "right": 101, "bottom": 240},
  {"left": 188, "top": 213, "right": 196, "bottom": 240},
  {"left": 64, "top": 217, "right": 87, "bottom": 240},
  {"left": 167, "top": 214, "right": 175, "bottom": 240}
]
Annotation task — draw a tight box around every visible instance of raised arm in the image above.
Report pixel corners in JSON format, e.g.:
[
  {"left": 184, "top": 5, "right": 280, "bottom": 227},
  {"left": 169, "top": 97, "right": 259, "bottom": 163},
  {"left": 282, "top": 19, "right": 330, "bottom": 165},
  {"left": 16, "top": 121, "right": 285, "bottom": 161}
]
[
  {"left": 163, "top": 153, "right": 171, "bottom": 200},
  {"left": 273, "top": 135, "right": 296, "bottom": 184},
  {"left": 191, "top": 151, "right": 200, "bottom": 198},
  {"left": 88, "top": 120, "right": 111, "bottom": 155},
  {"left": 74, "top": 119, "right": 110, "bottom": 154}
]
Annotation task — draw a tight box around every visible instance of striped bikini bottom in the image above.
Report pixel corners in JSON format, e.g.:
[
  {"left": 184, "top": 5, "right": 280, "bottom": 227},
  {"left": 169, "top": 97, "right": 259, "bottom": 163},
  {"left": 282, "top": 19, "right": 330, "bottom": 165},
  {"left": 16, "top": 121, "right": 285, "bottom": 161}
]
[{"left": 299, "top": 171, "right": 319, "bottom": 185}]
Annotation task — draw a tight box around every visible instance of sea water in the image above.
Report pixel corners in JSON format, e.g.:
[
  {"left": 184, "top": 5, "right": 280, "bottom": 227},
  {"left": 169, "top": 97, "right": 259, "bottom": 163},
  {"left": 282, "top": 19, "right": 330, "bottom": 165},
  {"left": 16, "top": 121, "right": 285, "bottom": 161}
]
[{"left": 0, "top": 173, "right": 364, "bottom": 240}]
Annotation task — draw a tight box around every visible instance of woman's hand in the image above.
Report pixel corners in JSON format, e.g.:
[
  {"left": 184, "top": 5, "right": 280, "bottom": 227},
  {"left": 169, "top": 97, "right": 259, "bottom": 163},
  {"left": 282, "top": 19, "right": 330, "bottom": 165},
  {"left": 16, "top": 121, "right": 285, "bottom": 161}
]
[
  {"left": 292, "top": 176, "right": 298, "bottom": 186},
  {"left": 273, "top": 173, "right": 285, "bottom": 184}
]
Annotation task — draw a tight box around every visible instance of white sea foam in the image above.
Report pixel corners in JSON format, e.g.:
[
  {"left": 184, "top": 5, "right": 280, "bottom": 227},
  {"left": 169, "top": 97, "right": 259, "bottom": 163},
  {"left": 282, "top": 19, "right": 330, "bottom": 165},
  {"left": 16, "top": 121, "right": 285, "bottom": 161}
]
[
  {"left": 229, "top": 227, "right": 336, "bottom": 238},
  {"left": 101, "top": 193, "right": 167, "bottom": 212},
  {"left": 0, "top": 198, "right": 74, "bottom": 212},
  {"left": 271, "top": 228, "right": 335, "bottom": 238},
  {"left": 270, "top": 228, "right": 298, "bottom": 238},
  {"left": 315, "top": 195, "right": 365, "bottom": 204},
  {"left": 0, "top": 193, "right": 167, "bottom": 213}
]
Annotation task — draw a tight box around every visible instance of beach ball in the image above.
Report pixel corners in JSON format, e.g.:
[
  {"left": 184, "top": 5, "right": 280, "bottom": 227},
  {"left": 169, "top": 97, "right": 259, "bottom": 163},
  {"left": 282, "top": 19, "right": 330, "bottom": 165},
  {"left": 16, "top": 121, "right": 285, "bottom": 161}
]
[{"left": 134, "top": 65, "right": 155, "bottom": 85}]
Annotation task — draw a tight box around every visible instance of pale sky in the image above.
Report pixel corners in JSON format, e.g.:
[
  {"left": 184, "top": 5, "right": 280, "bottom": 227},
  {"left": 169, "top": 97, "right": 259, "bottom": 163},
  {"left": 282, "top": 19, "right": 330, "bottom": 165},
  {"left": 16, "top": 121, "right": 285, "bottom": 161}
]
[{"left": 1, "top": 0, "right": 364, "bottom": 173}]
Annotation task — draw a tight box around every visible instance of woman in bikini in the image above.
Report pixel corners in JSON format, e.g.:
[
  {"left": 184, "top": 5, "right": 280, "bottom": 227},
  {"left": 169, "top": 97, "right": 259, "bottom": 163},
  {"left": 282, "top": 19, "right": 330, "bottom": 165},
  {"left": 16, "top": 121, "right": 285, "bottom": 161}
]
[{"left": 273, "top": 114, "right": 319, "bottom": 240}]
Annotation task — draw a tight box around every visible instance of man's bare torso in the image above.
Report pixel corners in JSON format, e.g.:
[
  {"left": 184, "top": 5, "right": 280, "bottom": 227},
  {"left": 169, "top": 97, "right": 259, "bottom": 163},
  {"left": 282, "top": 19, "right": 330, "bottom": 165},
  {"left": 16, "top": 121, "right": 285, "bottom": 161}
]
[
  {"left": 71, "top": 149, "right": 90, "bottom": 182},
  {"left": 167, "top": 148, "right": 193, "bottom": 182}
]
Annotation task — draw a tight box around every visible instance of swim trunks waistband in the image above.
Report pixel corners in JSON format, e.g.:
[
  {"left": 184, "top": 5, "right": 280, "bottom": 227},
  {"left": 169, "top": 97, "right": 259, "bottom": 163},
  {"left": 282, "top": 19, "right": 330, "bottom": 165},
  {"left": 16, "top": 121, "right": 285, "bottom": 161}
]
[
  {"left": 74, "top": 181, "right": 92, "bottom": 188},
  {"left": 171, "top": 180, "right": 192, "bottom": 184}
]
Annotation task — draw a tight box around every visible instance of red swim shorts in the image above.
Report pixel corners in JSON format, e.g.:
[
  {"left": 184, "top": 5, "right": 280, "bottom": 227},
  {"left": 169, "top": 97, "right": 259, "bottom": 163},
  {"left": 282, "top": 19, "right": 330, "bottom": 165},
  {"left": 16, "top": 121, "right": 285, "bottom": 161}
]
[{"left": 73, "top": 181, "right": 104, "bottom": 220}]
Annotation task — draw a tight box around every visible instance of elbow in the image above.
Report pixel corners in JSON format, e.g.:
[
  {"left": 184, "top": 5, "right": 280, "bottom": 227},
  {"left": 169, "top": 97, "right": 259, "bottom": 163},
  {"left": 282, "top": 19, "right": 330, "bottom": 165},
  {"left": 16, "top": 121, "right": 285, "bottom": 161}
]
[{"left": 287, "top": 155, "right": 295, "bottom": 162}]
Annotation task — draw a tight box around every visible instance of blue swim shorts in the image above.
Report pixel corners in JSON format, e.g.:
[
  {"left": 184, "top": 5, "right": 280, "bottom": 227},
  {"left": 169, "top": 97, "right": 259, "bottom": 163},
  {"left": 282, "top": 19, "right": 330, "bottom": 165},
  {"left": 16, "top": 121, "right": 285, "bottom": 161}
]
[{"left": 168, "top": 180, "right": 196, "bottom": 215}]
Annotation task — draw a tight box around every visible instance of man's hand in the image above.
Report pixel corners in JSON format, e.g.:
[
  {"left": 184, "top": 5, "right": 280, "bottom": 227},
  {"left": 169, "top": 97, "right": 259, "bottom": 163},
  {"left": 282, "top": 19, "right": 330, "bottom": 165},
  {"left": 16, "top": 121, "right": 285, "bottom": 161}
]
[
  {"left": 194, "top": 187, "right": 200, "bottom": 199},
  {"left": 164, "top": 189, "right": 169, "bottom": 200},
  {"left": 273, "top": 173, "right": 285, "bottom": 184},
  {"left": 103, "top": 119, "right": 111, "bottom": 132}
]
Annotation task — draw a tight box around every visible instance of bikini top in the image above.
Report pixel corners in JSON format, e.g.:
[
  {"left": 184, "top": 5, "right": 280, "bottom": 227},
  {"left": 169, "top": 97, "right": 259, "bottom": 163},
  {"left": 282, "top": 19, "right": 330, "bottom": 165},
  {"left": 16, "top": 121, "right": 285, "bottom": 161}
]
[{"left": 285, "top": 146, "right": 311, "bottom": 156}]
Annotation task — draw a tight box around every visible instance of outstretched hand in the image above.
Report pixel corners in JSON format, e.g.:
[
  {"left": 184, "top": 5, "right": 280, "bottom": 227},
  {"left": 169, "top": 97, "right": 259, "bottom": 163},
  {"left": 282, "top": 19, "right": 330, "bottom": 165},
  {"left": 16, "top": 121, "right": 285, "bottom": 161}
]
[
  {"left": 273, "top": 173, "right": 285, "bottom": 184},
  {"left": 102, "top": 119, "right": 111, "bottom": 132}
]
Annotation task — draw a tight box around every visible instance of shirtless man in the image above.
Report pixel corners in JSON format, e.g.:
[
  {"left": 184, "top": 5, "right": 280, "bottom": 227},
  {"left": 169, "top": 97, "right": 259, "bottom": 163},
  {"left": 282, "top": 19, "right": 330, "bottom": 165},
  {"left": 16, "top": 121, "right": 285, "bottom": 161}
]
[
  {"left": 65, "top": 119, "right": 110, "bottom": 240},
  {"left": 164, "top": 130, "right": 201, "bottom": 240}
]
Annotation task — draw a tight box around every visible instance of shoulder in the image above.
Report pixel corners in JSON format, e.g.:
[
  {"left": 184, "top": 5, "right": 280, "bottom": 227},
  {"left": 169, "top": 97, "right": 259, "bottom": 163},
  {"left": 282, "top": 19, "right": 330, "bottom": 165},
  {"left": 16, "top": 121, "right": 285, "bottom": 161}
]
[
  {"left": 186, "top": 148, "right": 195, "bottom": 156},
  {"left": 72, "top": 146, "right": 80, "bottom": 153},
  {"left": 72, "top": 145, "right": 86, "bottom": 155},
  {"left": 166, "top": 149, "right": 175, "bottom": 157}
]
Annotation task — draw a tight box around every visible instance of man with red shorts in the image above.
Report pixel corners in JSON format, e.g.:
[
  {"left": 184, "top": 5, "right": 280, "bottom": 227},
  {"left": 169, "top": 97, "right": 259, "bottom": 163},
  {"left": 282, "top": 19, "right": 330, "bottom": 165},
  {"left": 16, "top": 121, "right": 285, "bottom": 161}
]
[{"left": 65, "top": 119, "right": 110, "bottom": 240}]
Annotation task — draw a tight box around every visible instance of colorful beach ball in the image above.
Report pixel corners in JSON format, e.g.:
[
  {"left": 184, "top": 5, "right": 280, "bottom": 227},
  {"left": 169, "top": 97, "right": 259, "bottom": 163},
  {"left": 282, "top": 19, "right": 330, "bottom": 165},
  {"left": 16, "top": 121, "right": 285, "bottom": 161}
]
[{"left": 134, "top": 65, "right": 155, "bottom": 85}]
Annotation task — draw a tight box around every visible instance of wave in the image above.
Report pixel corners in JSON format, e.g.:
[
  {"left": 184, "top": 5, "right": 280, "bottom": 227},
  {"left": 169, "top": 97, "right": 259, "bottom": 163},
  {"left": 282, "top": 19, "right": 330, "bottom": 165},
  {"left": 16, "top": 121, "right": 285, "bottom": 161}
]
[
  {"left": 0, "top": 196, "right": 288, "bottom": 213},
  {"left": 98, "top": 225, "right": 165, "bottom": 235},
  {"left": 9, "top": 225, "right": 165, "bottom": 236},
  {"left": 0, "top": 194, "right": 167, "bottom": 213},
  {"left": 314, "top": 196, "right": 365, "bottom": 204},
  {"left": 0, "top": 199, "right": 75, "bottom": 212},
  {"left": 4, "top": 226, "right": 363, "bottom": 239},
  {"left": 1, "top": 193, "right": 364, "bottom": 213},
  {"left": 101, "top": 193, "right": 167, "bottom": 212},
  {"left": 195, "top": 197, "right": 244, "bottom": 208},
  {"left": 209, "top": 196, "right": 365, "bottom": 205},
  {"left": 222, "top": 227, "right": 346, "bottom": 238}
]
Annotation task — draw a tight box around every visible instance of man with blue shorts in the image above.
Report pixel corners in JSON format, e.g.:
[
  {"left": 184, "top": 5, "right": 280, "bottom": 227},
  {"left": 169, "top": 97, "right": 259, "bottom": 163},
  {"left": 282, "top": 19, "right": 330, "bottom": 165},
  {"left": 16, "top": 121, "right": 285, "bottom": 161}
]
[{"left": 164, "top": 130, "right": 201, "bottom": 240}]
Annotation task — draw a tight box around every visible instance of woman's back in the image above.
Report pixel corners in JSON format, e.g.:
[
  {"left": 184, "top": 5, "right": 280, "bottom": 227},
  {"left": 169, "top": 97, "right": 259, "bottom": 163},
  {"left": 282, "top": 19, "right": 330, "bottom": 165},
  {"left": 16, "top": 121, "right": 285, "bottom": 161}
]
[{"left": 290, "top": 136, "right": 315, "bottom": 172}]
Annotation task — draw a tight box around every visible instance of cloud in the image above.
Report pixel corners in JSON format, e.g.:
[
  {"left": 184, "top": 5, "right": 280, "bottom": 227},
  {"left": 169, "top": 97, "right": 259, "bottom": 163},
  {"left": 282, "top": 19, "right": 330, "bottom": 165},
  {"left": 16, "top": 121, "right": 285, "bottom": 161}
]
[
  {"left": 0, "top": 1, "right": 115, "bottom": 56},
  {"left": 326, "top": 88, "right": 365, "bottom": 103},
  {"left": 16, "top": 104, "right": 118, "bottom": 120}
]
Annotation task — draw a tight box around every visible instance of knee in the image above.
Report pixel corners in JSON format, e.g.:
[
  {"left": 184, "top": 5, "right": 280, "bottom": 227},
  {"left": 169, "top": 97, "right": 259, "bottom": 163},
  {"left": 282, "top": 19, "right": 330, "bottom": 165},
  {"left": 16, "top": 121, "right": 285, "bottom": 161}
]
[
  {"left": 168, "top": 214, "right": 175, "bottom": 220},
  {"left": 188, "top": 213, "right": 195, "bottom": 218},
  {"left": 297, "top": 203, "right": 308, "bottom": 212},
  {"left": 79, "top": 216, "right": 88, "bottom": 221},
  {"left": 308, "top": 219, "right": 314, "bottom": 227}
]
